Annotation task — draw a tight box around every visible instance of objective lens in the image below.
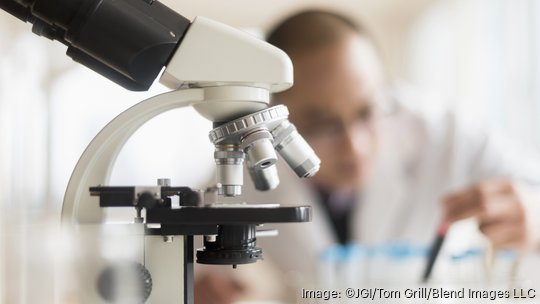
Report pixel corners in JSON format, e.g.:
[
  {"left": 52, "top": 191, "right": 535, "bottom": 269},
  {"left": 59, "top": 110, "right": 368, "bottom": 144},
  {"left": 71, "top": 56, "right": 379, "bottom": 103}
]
[
  {"left": 272, "top": 121, "right": 321, "bottom": 178},
  {"left": 241, "top": 129, "right": 277, "bottom": 171},
  {"left": 214, "top": 146, "right": 244, "bottom": 196},
  {"left": 247, "top": 162, "right": 280, "bottom": 191}
]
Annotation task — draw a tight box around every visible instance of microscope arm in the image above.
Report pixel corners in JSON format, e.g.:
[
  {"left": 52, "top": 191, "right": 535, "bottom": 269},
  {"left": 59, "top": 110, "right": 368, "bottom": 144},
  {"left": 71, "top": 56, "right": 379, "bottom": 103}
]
[
  {"left": 61, "top": 86, "right": 270, "bottom": 224},
  {"left": 61, "top": 88, "right": 201, "bottom": 224}
]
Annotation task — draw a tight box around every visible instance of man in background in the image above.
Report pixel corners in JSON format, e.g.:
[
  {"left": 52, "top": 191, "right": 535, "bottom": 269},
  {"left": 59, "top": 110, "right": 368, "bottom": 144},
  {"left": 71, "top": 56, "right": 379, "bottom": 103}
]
[{"left": 196, "top": 10, "right": 540, "bottom": 304}]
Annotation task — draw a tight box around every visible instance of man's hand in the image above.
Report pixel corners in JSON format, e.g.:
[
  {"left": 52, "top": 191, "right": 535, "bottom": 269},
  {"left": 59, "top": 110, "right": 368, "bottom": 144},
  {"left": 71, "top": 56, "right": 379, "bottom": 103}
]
[
  {"left": 443, "top": 179, "right": 540, "bottom": 249},
  {"left": 194, "top": 272, "right": 246, "bottom": 304}
]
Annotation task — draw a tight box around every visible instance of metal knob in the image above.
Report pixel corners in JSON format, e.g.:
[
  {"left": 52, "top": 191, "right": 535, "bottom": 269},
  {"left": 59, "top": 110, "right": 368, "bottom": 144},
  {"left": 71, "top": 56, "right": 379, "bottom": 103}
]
[{"left": 97, "top": 261, "right": 153, "bottom": 303}]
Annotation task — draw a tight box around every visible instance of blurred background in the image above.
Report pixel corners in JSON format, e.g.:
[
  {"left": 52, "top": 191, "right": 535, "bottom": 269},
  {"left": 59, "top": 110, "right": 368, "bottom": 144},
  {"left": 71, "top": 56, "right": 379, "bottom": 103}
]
[{"left": 1, "top": 0, "right": 540, "bottom": 302}]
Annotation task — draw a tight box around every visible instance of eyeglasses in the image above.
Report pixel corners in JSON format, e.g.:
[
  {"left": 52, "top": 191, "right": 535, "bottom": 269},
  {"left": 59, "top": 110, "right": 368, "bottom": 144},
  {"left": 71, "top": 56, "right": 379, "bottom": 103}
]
[{"left": 296, "top": 90, "right": 398, "bottom": 142}]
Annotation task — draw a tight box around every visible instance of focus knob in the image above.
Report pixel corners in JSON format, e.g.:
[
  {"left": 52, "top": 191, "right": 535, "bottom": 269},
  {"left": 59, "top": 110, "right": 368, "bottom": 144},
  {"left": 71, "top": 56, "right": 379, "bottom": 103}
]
[{"left": 97, "top": 261, "right": 152, "bottom": 303}]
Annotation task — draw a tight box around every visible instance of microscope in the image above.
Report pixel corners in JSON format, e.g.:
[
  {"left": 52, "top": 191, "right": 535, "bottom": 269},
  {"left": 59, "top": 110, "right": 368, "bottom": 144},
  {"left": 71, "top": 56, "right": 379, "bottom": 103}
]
[{"left": 1, "top": 1, "right": 320, "bottom": 303}]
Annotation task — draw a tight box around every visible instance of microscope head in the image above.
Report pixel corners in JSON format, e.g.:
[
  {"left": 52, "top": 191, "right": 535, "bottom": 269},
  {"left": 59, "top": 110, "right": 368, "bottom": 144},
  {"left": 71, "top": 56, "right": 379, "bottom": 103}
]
[
  {"left": 160, "top": 16, "right": 294, "bottom": 121},
  {"left": 160, "top": 17, "right": 293, "bottom": 94}
]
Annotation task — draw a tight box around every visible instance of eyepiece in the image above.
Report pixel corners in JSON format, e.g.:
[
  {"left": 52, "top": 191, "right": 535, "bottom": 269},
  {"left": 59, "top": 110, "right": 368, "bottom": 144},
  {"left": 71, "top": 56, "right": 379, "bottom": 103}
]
[
  {"left": 0, "top": 1, "right": 32, "bottom": 23},
  {"left": 2, "top": 0, "right": 192, "bottom": 91},
  {"left": 272, "top": 121, "right": 321, "bottom": 178}
]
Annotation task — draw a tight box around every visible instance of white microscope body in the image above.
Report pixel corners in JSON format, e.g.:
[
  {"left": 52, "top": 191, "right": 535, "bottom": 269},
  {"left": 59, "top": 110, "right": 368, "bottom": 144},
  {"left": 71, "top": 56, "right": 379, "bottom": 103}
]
[{"left": 61, "top": 16, "right": 318, "bottom": 303}]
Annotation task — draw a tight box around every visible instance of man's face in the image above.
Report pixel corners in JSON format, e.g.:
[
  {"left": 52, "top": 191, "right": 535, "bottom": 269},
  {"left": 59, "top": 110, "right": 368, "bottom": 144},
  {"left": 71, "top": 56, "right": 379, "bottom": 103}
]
[{"left": 276, "top": 34, "right": 384, "bottom": 190}]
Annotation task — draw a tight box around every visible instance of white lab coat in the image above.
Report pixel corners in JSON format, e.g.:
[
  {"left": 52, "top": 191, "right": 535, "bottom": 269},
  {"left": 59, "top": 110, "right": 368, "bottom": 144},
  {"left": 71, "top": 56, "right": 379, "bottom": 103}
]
[{"left": 200, "top": 94, "right": 540, "bottom": 301}]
